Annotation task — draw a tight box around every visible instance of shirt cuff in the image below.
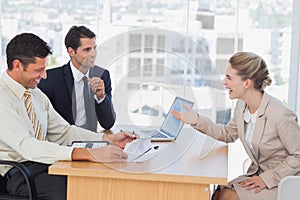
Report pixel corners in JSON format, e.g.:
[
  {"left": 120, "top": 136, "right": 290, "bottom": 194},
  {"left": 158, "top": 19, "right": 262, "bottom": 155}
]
[
  {"left": 191, "top": 113, "right": 200, "bottom": 126},
  {"left": 94, "top": 94, "right": 106, "bottom": 104},
  {"left": 259, "top": 170, "right": 278, "bottom": 189}
]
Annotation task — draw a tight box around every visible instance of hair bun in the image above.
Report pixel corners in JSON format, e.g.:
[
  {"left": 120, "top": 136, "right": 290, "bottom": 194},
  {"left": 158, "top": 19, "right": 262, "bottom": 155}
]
[{"left": 261, "top": 77, "right": 272, "bottom": 89}]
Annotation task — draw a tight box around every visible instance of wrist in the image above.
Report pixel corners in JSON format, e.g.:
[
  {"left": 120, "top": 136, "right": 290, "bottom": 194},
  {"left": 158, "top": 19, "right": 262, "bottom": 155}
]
[
  {"left": 71, "top": 148, "right": 91, "bottom": 161},
  {"left": 94, "top": 94, "right": 106, "bottom": 104},
  {"left": 97, "top": 93, "right": 105, "bottom": 100},
  {"left": 102, "top": 133, "right": 112, "bottom": 144},
  {"left": 191, "top": 113, "right": 199, "bottom": 126}
]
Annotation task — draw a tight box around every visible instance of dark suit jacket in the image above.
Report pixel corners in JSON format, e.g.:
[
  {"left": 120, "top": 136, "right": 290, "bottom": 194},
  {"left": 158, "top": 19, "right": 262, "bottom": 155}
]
[{"left": 38, "top": 62, "right": 116, "bottom": 130}]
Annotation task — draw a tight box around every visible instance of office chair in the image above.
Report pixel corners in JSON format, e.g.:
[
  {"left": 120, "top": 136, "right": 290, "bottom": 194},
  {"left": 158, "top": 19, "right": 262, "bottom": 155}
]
[
  {"left": 0, "top": 160, "right": 37, "bottom": 200},
  {"left": 277, "top": 176, "right": 300, "bottom": 200}
]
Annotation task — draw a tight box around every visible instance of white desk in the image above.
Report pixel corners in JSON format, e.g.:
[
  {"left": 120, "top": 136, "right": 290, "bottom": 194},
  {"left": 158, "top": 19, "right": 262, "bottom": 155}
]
[{"left": 49, "top": 127, "right": 228, "bottom": 200}]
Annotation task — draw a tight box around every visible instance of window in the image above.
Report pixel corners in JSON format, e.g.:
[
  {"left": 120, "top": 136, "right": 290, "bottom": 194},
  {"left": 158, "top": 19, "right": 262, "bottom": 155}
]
[
  {"left": 156, "top": 59, "right": 165, "bottom": 76},
  {"left": 143, "top": 58, "right": 152, "bottom": 76},
  {"left": 129, "top": 34, "right": 142, "bottom": 53},
  {"left": 128, "top": 58, "right": 140, "bottom": 77},
  {"left": 1, "top": 0, "right": 298, "bottom": 183},
  {"left": 157, "top": 35, "right": 165, "bottom": 53},
  {"left": 144, "top": 34, "right": 154, "bottom": 53},
  {"left": 0, "top": 0, "right": 297, "bottom": 124}
]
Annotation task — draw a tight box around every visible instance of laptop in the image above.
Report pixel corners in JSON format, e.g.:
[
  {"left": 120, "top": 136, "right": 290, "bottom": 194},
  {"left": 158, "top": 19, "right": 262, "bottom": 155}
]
[{"left": 140, "top": 96, "right": 194, "bottom": 141}]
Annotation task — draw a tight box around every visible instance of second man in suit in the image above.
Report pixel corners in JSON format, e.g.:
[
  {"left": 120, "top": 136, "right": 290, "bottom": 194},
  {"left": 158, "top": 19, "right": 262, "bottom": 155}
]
[{"left": 39, "top": 25, "right": 115, "bottom": 132}]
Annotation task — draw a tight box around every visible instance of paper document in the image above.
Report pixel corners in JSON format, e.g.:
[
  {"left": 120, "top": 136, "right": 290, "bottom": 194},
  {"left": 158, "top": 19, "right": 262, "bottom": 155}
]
[{"left": 123, "top": 138, "right": 158, "bottom": 162}]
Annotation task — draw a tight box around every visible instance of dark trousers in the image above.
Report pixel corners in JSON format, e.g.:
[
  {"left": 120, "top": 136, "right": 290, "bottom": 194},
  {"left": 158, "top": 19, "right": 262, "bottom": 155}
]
[{"left": 5, "top": 161, "right": 67, "bottom": 200}]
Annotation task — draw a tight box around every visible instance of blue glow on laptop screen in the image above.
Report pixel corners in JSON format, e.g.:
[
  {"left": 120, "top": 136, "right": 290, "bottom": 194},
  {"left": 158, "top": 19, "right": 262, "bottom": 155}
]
[{"left": 161, "top": 97, "right": 194, "bottom": 137}]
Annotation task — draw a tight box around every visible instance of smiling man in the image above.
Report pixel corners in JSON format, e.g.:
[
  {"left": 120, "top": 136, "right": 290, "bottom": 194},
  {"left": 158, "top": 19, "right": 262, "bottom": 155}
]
[
  {"left": 0, "top": 33, "right": 135, "bottom": 200},
  {"left": 38, "top": 26, "right": 116, "bottom": 132}
]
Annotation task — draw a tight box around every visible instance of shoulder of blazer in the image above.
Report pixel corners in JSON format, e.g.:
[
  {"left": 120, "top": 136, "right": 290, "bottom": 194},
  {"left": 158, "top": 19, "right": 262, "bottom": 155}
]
[
  {"left": 262, "top": 92, "right": 294, "bottom": 117},
  {"left": 62, "top": 63, "right": 73, "bottom": 76},
  {"left": 39, "top": 63, "right": 73, "bottom": 93},
  {"left": 44, "top": 63, "right": 70, "bottom": 78},
  {"left": 39, "top": 64, "right": 65, "bottom": 87}
]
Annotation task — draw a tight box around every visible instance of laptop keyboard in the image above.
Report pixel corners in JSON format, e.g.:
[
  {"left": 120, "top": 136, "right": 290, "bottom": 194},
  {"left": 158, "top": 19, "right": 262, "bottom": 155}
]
[
  {"left": 141, "top": 130, "right": 167, "bottom": 138},
  {"left": 152, "top": 132, "right": 167, "bottom": 138}
]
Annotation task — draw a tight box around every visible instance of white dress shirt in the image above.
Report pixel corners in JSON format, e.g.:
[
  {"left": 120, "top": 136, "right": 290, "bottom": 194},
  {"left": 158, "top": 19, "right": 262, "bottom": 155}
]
[
  {"left": 244, "top": 107, "right": 258, "bottom": 158},
  {"left": 70, "top": 63, "right": 89, "bottom": 126},
  {"left": 69, "top": 62, "right": 105, "bottom": 127},
  {"left": 0, "top": 71, "right": 104, "bottom": 176}
]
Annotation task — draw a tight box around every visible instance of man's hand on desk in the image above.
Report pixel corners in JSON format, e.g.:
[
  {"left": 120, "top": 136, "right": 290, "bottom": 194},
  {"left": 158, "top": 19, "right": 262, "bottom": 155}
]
[
  {"left": 103, "top": 131, "right": 138, "bottom": 149},
  {"left": 71, "top": 131, "right": 138, "bottom": 163},
  {"left": 72, "top": 146, "right": 128, "bottom": 163}
]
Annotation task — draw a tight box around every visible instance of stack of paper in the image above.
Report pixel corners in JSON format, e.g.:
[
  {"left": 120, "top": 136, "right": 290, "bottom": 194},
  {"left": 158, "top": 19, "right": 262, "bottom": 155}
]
[{"left": 123, "top": 138, "right": 158, "bottom": 162}]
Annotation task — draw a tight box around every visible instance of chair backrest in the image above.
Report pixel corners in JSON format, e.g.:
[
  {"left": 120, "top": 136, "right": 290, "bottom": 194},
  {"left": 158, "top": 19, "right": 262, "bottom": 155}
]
[
  {"left": 277, "top": 176, "right": 300, "bottom": 200},
  {"left": 0, "top": 160, "right": 37, "bottom": 200}
]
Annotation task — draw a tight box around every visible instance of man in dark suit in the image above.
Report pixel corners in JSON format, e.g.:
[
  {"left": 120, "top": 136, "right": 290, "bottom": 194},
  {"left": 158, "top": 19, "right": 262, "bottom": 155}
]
[{"left": 39, "top": 26, "right": 115, "bottom": 132}]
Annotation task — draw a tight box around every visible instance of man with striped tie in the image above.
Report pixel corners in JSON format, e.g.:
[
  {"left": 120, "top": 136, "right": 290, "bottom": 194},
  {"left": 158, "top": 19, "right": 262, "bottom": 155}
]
[{"left": 0, "top": 33, "right": 136, "bottom": 200}]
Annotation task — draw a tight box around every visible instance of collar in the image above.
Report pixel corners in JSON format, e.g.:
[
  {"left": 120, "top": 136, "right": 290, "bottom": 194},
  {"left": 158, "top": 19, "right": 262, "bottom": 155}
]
[
  {"left": 257, "top": 91, "right": 271, "bottom": 117},
  {"left": 69, "top": 61, "right": 90, "bottom": 83},
  {"left": 243, "top": 92, "right": 270, "bottom": 122},
  {"left": 244, "top": 106, "right": 258, "bottom": 123},
  {"left": 2, "top": 71, "right": 27, "bottom": 100}
]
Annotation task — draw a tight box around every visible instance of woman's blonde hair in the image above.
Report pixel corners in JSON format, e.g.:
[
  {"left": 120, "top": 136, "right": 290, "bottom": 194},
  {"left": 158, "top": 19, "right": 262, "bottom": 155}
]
[{"left": 229, "top": 52, "right": 272, "bottom": 91}]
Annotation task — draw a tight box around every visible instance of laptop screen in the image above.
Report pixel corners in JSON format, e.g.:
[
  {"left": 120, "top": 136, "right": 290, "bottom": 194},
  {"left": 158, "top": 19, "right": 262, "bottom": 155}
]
[{"left": 160, "top": 97, "right": 194, "bottom": 138}]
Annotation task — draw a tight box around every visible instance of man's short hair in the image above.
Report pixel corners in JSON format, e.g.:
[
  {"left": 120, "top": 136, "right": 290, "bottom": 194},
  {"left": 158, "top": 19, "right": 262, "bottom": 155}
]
[
  {"left": 6, "top": 33, "right": 52, "bottom": 70},
  {"left": 64, "top": 25, "right": 96, "bottom": 52}
]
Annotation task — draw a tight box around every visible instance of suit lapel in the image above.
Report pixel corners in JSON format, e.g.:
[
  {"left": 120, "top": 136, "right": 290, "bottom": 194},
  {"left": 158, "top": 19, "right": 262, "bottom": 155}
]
[
  {"left": 252, "top": 115, "right": 266, "bottom": 160},
  {"left": 63, "top": 62, "right": 76, "bottom": 120},
  {"left": 251, "top": 93, "right": 270, "bottom": 160},
  {"left": 63, "top": 62, "right": 74, "bottom": 98},
  {"left": 237, "top": 102, "right": 259, "bottom": 164},
  {"left": 237, "top": 102, "right": 246, "bottom": 142}
]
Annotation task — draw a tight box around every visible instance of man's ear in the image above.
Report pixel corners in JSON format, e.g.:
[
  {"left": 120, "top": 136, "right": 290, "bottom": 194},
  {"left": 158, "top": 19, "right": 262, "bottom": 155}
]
[
  {"left": 67, "top": 47, "right": 75, "bottom": 57},
  {"left": 12, "top": 59, "right": 22, "bottom": 71},
  {"left": 244, "top": 79, "right": 253, "bottom": 89}
]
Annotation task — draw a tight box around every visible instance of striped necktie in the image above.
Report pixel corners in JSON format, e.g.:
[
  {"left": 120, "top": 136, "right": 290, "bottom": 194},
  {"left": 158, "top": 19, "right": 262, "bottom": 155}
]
[{"left": 24, "top": 90, "right": 45, "bottom": 141}]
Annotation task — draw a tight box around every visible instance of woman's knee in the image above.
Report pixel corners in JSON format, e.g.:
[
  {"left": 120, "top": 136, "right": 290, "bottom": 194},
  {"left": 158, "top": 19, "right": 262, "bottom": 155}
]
[
  {"left": 218, "top": 188, "right": 239, "bottom": 200},
  {"left": 211, "top": 189, "right": 220, "bottom": 200}
]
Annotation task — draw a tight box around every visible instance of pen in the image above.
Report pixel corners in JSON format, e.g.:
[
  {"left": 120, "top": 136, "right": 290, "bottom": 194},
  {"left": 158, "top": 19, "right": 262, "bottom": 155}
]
[
  {"left": 133, "top": 147, "right": 152, "bottom": 161},
  {"left": 132, "top": 131, "right": 136, "bottom": 139}
]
